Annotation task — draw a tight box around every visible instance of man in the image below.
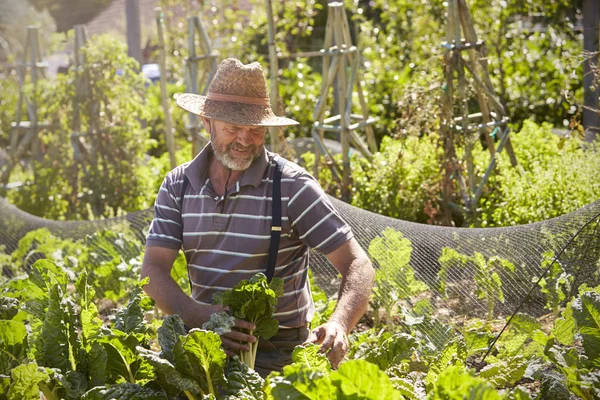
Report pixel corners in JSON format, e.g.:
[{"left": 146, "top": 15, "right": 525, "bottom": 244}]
[{"left": 141, "top": 58, "right": 374, "bottom": 376}]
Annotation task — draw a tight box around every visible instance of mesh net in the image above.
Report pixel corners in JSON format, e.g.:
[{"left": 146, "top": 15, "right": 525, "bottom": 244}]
[{"left": 1, "top": 195, "right": 599, "bottom": 353}]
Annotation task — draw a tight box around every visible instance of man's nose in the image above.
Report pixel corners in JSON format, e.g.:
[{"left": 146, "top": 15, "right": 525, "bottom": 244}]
[{"left": 236, "top": 129, "right": 253, "bottom": 146}]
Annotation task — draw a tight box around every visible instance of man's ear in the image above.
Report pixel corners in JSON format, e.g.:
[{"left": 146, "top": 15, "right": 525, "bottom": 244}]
[{"left": 201, "top": 117, "right": 211, "bottom": 133}]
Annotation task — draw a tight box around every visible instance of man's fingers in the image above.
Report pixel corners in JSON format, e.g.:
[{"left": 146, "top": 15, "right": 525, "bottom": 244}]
[
  {"left": 222, "top": 329, "right": 256, "bottom": 345},
  {"left": 318, "top": 326, "right": 338, "bottom": 353},
  {"left": 327, "top": 333, "right": 348, "bottom": 368},
  {"left": 304, "top": 326, "right": 325, "bottom": 344},
  {"left": 221, "top": 336, "right": 251, "bottom": 352},
  {"left": 233, "top": 318, "right": 255, "bottom": 331}
]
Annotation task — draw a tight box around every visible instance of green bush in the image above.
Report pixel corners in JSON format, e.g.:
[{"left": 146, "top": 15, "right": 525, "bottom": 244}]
[
  {"left": 351, "top": 134, "right": 444, "bottom": 224},
  {"left": 478, "top": 120, "right": 600, "bottom": 226}
]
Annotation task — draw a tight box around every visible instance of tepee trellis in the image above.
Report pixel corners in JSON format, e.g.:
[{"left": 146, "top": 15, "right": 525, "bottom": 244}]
[
  {"left": 441, "top": 0, "right": 519, "bottom": 222},
  {"left": 185, "top": 15, "right": 219, "bottom": 156},
  {"left": 1, "top": 26, "right": 50, "bottom": 185},
  {"left": 311, "top": 2, "right": 378, "bottom": 201}
]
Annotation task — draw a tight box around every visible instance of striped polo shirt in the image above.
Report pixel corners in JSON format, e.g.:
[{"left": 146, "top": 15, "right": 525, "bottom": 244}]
[{"left": 146, "top": 144, "right": 353, "bottom": 328}]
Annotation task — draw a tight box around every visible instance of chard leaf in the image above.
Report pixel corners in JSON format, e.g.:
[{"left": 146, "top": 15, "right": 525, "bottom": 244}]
[
  {"left": 478, "top": 356, "right": 528, "bottom": 388},
  {"left": 215, "top": 273, "right": 284, "bottom": 341},
  {"left": 572, "top": 291, "right": 600, "bottom": 367},
  {"left": 0, "top": 320, "right": 28, "bottom": 374},
  {"left": 425, "top": 338, "right": 467, "bottom": 390},
  {"left": 428, "top": 365, "right": 502, "bottom": 399},
  {"left": 363, "top": 333, "right": 417, "bottom": 371},
  {"left": 0, "top": 297, "right": 18, "bottom": 320},
  {"left": 269, "top": 363, "right": 335, "bottom": 400},
  {"left": 0, "top": 374, "right": 9, "bottom": 400},
  {"left": 537, "top": 376, "right": 570, "bottom": 400},
  {"left": 29, "top": 259, "right": 68, "bottom": 292},
  {"left": 137, "top": 346, "right": 201, "bottom": 397},
  {"left": 35, "top": 283, "right": 79, "bottom": 373},
  {"left": 292, "top": 344, "right": 331, "bottom": 372},
  {"left": 88, "top": 342, "right": 108, "bottom": 387},
  {"left": 114, "top": 284, "right": 154, "bottom": 334},
  {"left": 102, "top": 334, "right": 153, "bottom": 384},
  {"left": 223, "top": 356, "right": 265, "bottom": 399},
  {"left": 173, "top": 329, "right": 226, "bottom": 396},
  {"left": 202, "top": 312, "right": 235, "bottom": 336},
  {"left": 157, "top": 315, "right": 187, "bottom": 363},
  {"left": 330, "top": 359, "right": 402, "bottom": 400},
  {"left": 81, "top": 383, "right": 166, "bottom": 399},
  {"left": 7, "top": 362, "right": 50, "bottom": 400},
  {"left": 553, "top": 301, "right": 576, "bottom": 346}
]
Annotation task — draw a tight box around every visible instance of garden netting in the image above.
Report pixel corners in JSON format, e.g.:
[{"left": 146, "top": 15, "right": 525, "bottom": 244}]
[{"left": 1, "top": 195, "right": 599, "bottom": 353}]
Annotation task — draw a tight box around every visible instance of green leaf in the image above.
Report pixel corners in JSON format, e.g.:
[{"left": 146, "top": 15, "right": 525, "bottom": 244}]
[
  {"left": 113, "top": 285, "right": 154, "bottom": 334},
  {"left": 331, "top": 360, "right": 403, "bottom": 400},
  {"left": 0, "top": 375, "right": 10, "bottom": 400},
  {"left": 425, "top": 338, "right": 467, "bottom": 389},
  {"left": 478, "top": 356, "right": 528, "bottom": 388},
  {"left": 35, "top": 283, "right": 79, "bottom": 373},
  {"left": 81, "top": 383, "right": 166, "bottom": 399},
  {"left": 137, "top": 346, "right": 201, "bottom": 397},
  {"left": 0, "top": 297, "right": 19, "bottom": 320},
  {"left": 428, "top": 365, "right": 502, "bottom": 399},
  {"left": 7, "top": 362, "right": 50, "bottom": 400},
  {"left": 553, "top": 300, "right": 576, "bottom": 346},
  {"left": 157, "top": 315, "right": 187, "bottom": 363},
  {"left": 0, "top": 320, "right": 28, "bottom": 375},
  {"left": 223, "top": 356, "right": 265, "bottom": 399},
  {"left": 88, "top": 342, "right": 108, "bottom": 388},
  {"left": 291, "top": 344, "right": 331, "bottom": 373},
  {"left": 268, "top": 363, "right": 335, "bottom": 400},
  {"left": 202, "top": 311, "right": 235, "bottom": 336},
  {"left": 363, "top": 333, "right": 417, "bottom": 371},
  {"left": 173, "top": 329, "right": 226, "bottom": 396},
  {"left": 572, "top": 291, "right": 600, "bottom": 367}
]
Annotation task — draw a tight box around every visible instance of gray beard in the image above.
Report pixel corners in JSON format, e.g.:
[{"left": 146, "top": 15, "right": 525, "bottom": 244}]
[{"left": 213, "top": 148, "right": 256, "bottom": 171}]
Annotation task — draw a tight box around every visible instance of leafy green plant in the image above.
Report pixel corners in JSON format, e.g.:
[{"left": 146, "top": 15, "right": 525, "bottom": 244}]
[
  {"left": 538, "top": 250, "right": 573, "bottom": 317},
  {"left": 438, "top": 248, "right": 515, "bottom": 319},
  {"left": 212, "top": 273, "right": 284, "bottom": 369},
  {"left": 368, "top": 228, "right": 428, "bottom": 329}
]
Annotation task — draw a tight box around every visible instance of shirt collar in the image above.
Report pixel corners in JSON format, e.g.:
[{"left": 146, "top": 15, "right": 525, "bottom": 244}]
[{"left": 184, "top": 143, "right": 272, "bottom": 191}]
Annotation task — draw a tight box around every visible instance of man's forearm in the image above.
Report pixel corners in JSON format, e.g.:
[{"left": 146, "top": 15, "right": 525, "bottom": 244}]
[
  {"left": 141, "top": 262, "right": 206, "bottom": 327},
  {"left": 328, "top": 256, "right": 374, "bottom": 333}
]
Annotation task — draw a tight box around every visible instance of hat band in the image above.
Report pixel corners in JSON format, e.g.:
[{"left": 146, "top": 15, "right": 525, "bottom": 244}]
[{"left": 207, "top": 92, "right": 271, "bottom": 106}]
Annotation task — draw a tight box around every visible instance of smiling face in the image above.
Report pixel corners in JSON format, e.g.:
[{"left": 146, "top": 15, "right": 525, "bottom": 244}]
[{"left": 204, "top": 117, "right": 266, "bottom": 171}]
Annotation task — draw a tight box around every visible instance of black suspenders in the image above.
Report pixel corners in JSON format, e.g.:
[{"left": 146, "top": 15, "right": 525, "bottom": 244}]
[{"left": 178, "top": 156, "right": 286, "bottom": 284}]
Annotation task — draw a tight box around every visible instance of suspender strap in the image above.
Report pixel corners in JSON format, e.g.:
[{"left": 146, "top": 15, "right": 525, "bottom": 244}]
[
  {"left": 179, "top": 173, "right": 192, "bottom": 292},
  {"left": 266, "top": 157, "right": 286, "bottom": 282}
]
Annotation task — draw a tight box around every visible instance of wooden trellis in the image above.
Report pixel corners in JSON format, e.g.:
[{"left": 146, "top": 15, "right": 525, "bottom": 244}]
[
  {"left": 440, "top": 0, "right": 518, "bottom": 222},
  {"left": 312, "top": 2, "right": 378, "bottom": 201},
  {"left": 1, "top": 26, "right": 50, "bottom": 185},
  {"left": 186, "top": 16, "right": 218, "bottom": 156}
]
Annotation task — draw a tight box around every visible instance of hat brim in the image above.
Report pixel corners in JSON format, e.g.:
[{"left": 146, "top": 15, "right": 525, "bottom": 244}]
[{"left": 174, "top": 93, "right": 299, "bottom": 127}]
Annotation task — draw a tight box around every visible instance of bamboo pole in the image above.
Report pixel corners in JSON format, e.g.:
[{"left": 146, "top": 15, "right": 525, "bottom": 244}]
[
  {"left": 456, "top": 0, "right": 495, "bottom": 156},
  {"left": 187, "top": 17, "right": 201, "bottom": 156},
  {"left": 265, "top": 0, "right": 280, "bottom": 153},
  {"left": 156, "top": 8, "right": 177, "bottom": 169}
]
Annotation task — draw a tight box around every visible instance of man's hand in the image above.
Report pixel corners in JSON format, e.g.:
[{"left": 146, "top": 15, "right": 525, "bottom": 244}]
[
  {"left": 220, "top": 317, "right": 256, "bottom": 357},
  {"left": 304, "top": 321, "right": 348, "bottom": 368}
]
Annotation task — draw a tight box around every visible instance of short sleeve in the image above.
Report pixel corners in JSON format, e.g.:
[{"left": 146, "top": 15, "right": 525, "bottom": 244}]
[
  {"left": 287, "top": 174, "right": 353, "bottom": 254},
  {"left": 146, "top": 174, "right": 184, "bottom": 250}
]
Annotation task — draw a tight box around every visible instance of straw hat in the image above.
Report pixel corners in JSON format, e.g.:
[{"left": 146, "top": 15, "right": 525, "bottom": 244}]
[{"left": 175, "top": 58, "right": 299, "bottom": 127}]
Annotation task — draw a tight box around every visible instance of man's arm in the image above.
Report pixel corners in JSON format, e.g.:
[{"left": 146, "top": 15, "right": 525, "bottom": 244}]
[
  {"left": 305, "top": 238, "right": 374, "bottom": 367},
  {"left": 141, "top": 246, "right": 256, "bottom": 355}
]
